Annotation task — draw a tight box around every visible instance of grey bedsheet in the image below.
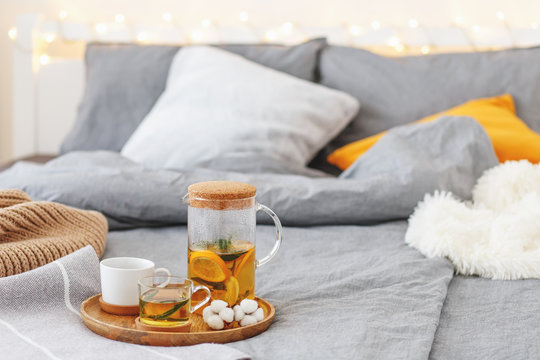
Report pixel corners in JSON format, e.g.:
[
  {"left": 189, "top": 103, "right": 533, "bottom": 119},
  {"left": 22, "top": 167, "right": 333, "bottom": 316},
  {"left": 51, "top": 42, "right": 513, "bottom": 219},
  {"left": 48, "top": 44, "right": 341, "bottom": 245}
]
[
  {"left": 430, "top": 276, "right": 540, "bottom": 359},
  {"left": 104, "top": 222, "right": 453, "bottom": 360}
]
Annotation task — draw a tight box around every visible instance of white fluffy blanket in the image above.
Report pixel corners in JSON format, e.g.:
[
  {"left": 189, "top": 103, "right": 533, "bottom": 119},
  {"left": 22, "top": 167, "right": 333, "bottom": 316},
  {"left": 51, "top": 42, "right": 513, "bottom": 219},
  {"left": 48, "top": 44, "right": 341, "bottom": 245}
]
[{"left": 406, "top": 160, "right": 540, "bottom": 280}]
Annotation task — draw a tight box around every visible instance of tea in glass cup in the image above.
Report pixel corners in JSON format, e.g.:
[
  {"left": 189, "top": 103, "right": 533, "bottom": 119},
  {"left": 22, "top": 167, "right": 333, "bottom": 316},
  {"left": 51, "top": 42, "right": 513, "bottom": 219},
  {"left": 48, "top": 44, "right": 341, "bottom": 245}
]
[{"left": 138, "top": 276, "right": 210, "bottom": 326}]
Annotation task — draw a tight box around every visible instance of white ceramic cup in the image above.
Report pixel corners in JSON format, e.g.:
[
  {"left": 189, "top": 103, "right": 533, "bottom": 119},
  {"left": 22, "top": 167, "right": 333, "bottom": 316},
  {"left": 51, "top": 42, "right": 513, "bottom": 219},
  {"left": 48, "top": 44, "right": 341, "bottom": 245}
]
[{"left": 100, "top": 257, "right": 171, "bottom": 306}]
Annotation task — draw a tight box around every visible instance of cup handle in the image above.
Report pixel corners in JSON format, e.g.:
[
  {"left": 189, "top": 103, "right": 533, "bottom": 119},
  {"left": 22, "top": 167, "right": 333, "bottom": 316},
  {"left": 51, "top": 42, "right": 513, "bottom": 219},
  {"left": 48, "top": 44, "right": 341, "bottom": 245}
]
[
  {"left": 191, "top": 285, "right": 211, "bottom": 313},
  {"left": 154, "top": 267, "right": 171, "bottom": 288},
  {"left": 255, "top": 203, "right": 283, "bottom": 268}
]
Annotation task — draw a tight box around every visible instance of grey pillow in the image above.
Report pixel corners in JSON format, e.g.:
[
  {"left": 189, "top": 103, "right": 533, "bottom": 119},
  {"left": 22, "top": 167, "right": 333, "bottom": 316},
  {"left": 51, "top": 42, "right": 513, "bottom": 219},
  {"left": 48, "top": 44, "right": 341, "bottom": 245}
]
[
  {"left": 60, "top": 38, "right": 327, "bottom": 154},
  {"left": 320, "top": 45, "right": 540, "bottom": 151},
  {"left": 340, "top": 115, "right": 498, "bottom": 201}
]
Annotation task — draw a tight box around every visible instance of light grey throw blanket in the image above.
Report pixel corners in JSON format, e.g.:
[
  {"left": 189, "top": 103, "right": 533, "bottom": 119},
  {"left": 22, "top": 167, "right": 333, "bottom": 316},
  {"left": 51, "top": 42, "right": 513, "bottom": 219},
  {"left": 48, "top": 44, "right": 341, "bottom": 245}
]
[{"left": 0, "top": 246, "right": 249, "bottom": 360}]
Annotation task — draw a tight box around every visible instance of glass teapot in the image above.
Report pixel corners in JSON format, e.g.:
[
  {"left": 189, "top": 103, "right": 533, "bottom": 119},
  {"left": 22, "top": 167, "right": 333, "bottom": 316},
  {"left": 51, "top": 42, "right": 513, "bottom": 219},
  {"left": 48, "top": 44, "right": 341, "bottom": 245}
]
[{"left": 184, "top": 181, "right": 282, "bottom": 306}]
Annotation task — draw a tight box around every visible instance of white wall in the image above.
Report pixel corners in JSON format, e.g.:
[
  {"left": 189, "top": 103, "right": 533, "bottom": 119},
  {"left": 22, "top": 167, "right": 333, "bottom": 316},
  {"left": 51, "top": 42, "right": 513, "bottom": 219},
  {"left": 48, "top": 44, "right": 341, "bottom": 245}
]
[{"left": 2, "top": 0, "right": 539, "bottom": 162}]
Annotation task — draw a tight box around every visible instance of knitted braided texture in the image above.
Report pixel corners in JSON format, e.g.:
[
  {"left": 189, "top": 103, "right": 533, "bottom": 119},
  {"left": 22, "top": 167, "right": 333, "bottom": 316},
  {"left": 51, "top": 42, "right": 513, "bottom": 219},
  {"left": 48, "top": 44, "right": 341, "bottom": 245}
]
[{"left": 0, "top": 189, "right": 108, "bottom": 277}]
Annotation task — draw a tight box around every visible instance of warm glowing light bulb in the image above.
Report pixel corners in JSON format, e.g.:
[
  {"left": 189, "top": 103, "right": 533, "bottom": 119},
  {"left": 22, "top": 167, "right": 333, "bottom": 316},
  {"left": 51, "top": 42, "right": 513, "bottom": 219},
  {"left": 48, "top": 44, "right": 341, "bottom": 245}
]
[
  {"left": 191, "top": 30, "right": 203, "bottom": 42},
  {"left": 115, "top": 14, "right": 125, "bottom": 23},
  {"left": 371, "top": 20, "right": 381, "bottom": 29},
  {"left": 408, "top": 18, "right": 419, "bottom": 28},
  {"left": 58, "top": 10, "right": 67, "bottom": 20},
  {"left": 454, "top": 16, "right": 464, "bottom": 25},
  {"left": 386, "top": 36, "right": 401, "bottom": 47},
  {"left": 420, "top": 45, "right": 431, "bottom": 54},
  {"left": 265, "top": 29, "right": 278, "bottom": 41},
  {"left": 281, "top": 22, "right": 293, "bottom": 34},
  {"left": 496, "top": 11, "right": 505, "bottom": 21},
  {"left": 239, "top": 11, "right": 249, "bottom": 22},
  {"left": 39, "top": 54, "right": 50, "bottom": 65},
  {"left": 136, "top": 32, "right": 148, "bottom": 42},
  {"left": 162, "top": 12, "right": 172, "bottom": 22},
  {"left": 348, "top": 25, "right": 363, "bottom": 36},
  {"left": 395, "top": 44, "right": 405, "bottom": 52},
  {"left": 201, "top": 18, "right": 212, "bottom": 27},
  {"left": 43, "top": 33, "right": 56, "bottom": 43},
  {"left": 472, "top": 25, "right": 480, "bottom": 33},
  {"left": 8, "top": 27, "right": 17, "bottom": 40},
  {"left": 95, "top": 23, "right": 107, "bottom": 34},
  {"left": 532, "top": 22, "right": 539, "bottom": 29}
]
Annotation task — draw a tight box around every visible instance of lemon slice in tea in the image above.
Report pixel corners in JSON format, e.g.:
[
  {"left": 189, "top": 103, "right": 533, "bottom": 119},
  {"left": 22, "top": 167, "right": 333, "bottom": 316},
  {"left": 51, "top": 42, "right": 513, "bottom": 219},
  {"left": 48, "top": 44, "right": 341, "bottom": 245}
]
[{"left": 189, "top": 250, "right": 230, "bottom": 283}]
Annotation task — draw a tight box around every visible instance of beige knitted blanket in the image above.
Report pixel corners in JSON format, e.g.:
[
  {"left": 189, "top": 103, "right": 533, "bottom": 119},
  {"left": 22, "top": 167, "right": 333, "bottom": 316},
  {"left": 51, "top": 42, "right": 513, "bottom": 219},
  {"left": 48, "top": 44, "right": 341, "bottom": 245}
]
[{"left": 0, "top": 189, "right": 107, "bottom": 277}]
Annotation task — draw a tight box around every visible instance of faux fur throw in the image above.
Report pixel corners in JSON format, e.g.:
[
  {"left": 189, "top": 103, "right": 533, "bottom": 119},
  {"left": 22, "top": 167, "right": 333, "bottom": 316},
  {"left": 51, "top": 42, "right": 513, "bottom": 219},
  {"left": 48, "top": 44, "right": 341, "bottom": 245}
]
[
  {"left": 406, "top": 160, "right": 540, "bottom": 280},
  {"left": 0, "top": 189, "right": 107, "bottom": 277}
]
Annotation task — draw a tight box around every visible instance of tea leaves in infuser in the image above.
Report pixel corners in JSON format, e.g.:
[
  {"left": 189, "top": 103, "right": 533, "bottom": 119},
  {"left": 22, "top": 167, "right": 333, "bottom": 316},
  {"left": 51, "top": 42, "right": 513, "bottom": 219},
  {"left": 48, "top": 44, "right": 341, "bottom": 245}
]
[
  {"left": 218, "top": 235, "right": 233, "bottom": 251},
  {"left": 196, "top": 235, "right": 234, "bottom": 253}
]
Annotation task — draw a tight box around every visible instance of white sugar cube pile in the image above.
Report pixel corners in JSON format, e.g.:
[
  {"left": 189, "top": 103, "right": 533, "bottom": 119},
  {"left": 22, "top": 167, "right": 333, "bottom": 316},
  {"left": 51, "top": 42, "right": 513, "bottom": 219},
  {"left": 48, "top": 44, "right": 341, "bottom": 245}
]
[{"left": 203, "top": 299, "right": 264, "bottom": 330}]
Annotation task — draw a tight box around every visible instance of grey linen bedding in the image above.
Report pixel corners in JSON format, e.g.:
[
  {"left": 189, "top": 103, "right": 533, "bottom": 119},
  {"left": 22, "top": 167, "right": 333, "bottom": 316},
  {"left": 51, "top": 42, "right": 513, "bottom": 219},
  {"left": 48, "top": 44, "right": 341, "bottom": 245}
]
[{"left": 0, "top": 116, "right": 538, "bottom": 359}]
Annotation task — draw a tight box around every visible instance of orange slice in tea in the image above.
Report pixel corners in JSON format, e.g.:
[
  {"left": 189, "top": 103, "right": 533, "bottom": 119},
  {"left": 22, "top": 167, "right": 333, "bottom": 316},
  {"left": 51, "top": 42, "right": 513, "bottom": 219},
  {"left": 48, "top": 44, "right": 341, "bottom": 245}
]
[
  {"left": 224, "top": 276, "right": 239, "bottom": 306},
  {"left": 189, "top": 251, "right": 230, "bottom": 283},
  {"left": 234, "top": 247, "right": 255, "bottom": 276}
]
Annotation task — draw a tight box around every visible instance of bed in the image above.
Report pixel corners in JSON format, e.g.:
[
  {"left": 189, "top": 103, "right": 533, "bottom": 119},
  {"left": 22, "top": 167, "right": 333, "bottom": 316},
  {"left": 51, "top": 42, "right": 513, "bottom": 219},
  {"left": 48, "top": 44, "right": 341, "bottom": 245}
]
[{"left": 1, "top": 36, "right": 540, "bottom": 360}]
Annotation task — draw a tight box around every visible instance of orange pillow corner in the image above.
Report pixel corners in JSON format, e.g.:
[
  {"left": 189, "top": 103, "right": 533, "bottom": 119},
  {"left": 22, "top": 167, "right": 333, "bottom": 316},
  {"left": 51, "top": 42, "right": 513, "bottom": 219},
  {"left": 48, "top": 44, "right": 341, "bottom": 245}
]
[{"left": 329, "top": 94, "right": 540, "bottom": 170}]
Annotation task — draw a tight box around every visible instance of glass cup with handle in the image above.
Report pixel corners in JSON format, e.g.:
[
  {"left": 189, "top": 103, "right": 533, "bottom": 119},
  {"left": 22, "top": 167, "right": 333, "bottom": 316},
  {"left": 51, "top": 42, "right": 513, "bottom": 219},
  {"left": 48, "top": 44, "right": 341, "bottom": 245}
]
[{"left": 138, "top": 276, "right": 211, "bottom": 326}]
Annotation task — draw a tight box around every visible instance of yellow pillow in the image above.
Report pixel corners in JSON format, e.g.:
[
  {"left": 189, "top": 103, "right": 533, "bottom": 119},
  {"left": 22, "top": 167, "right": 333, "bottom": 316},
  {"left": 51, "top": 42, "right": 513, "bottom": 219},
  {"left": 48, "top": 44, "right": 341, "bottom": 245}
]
[{"left": 328, "top": 94, "right": 540, "bottom": 170}]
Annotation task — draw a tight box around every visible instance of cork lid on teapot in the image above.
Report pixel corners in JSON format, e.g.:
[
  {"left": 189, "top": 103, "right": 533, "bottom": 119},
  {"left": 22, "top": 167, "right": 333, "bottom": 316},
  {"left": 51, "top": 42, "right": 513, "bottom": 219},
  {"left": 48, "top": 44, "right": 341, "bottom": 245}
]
[{"left": 187, "top": 181, "right": 257, "bottom": 210}]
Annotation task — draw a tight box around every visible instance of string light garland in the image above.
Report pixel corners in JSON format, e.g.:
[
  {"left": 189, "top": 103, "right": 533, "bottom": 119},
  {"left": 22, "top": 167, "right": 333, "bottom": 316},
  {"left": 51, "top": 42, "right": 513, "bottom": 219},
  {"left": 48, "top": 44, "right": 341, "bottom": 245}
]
[
  {"left": 348, "top": 24, "right": 363, "bottom": 36},
  {"left": 239, "top": 11, "right": 249, "bottom": 22},
  {"left": 136, "top": 32, "right": 149, "bottom": 43},
  {"left": 8, "top": 9, "right": 540, "bottom": 66},
  {"left": 410, "top": 18, "right": 434, "bottom": 54},
  {"left": 408, "top": 18, "right": 419, "bottom": 29},
  {"left": 452, "top": 16, "right": 477, "bottom": 51},
  {"left": 264, "top": 29, "right": 278, "bottom": 42},
  {"left": 420, "top": 45, "right": 431, "bottom": 54},
  {"left": 370, "top": 20, "right": 382, "bottom": 30},
  {"left": 8, "top": 27, "right": 17, "bottom": 40},
  {"left": 114, "top": 14, "right": 125, "bottom": 24},
  {"left": 496, "top": 10, "right": 516, "bottom": 47},
  {"left": 39, "top": 54, "right": 49, "bottom": 65},
  {"left": 43, "top": 33, "right": 56, "bottom": 43},
  {"left": 95, "top": 23, "right": 107, "bottom": 34}
]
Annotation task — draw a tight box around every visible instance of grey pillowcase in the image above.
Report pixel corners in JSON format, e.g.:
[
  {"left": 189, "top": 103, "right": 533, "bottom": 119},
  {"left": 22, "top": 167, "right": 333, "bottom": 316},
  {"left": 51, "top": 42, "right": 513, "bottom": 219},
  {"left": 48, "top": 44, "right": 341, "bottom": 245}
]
[
  {"left": 341, "top": 115, "right": 498, "bottom": 201},
  {"left": 320, "top": 45, "right": 540, "bottom": 151},
  {"left": 60, "top": 38, "right": 327, "bottom": 154}
]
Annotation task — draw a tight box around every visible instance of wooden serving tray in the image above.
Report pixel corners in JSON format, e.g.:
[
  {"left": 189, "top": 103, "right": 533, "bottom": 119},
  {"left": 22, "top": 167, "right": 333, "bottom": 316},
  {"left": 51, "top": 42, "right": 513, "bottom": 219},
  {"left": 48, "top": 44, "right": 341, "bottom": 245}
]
[{"left": 80, "top": 294, "right": 275, "bottom": 346}]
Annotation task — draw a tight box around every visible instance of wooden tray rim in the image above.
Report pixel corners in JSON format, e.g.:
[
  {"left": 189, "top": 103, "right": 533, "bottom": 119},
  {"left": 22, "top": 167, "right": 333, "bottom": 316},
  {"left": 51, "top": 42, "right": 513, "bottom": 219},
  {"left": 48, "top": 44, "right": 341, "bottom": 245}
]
[{"left": 80, "top": 293, "right": 275, "bottom": 344}]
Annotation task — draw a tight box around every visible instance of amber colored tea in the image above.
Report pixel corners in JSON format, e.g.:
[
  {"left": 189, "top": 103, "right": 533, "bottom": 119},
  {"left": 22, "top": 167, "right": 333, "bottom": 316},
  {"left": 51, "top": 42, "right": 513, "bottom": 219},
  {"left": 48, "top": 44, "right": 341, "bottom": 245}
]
[
  {"left": 188, "top": 239, "right": 255, "bottom": 307},
  {"left": 139, "top": 287, "right": 190, "bottom": 326}
]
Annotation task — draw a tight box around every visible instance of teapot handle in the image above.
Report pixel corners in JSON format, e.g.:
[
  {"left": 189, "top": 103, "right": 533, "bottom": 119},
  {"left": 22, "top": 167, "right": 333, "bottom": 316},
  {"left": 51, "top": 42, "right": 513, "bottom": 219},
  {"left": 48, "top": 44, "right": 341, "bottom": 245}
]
[{"left": 255, "top": 203, "right": 283, "bottom": 268}]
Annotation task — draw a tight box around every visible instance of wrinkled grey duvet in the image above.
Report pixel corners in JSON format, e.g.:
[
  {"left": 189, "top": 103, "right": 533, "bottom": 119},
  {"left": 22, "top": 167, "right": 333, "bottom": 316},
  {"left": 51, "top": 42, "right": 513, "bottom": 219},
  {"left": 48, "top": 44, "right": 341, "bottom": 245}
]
[{"left": 1, "top": 117, "right": 539, "bottom": 359}]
